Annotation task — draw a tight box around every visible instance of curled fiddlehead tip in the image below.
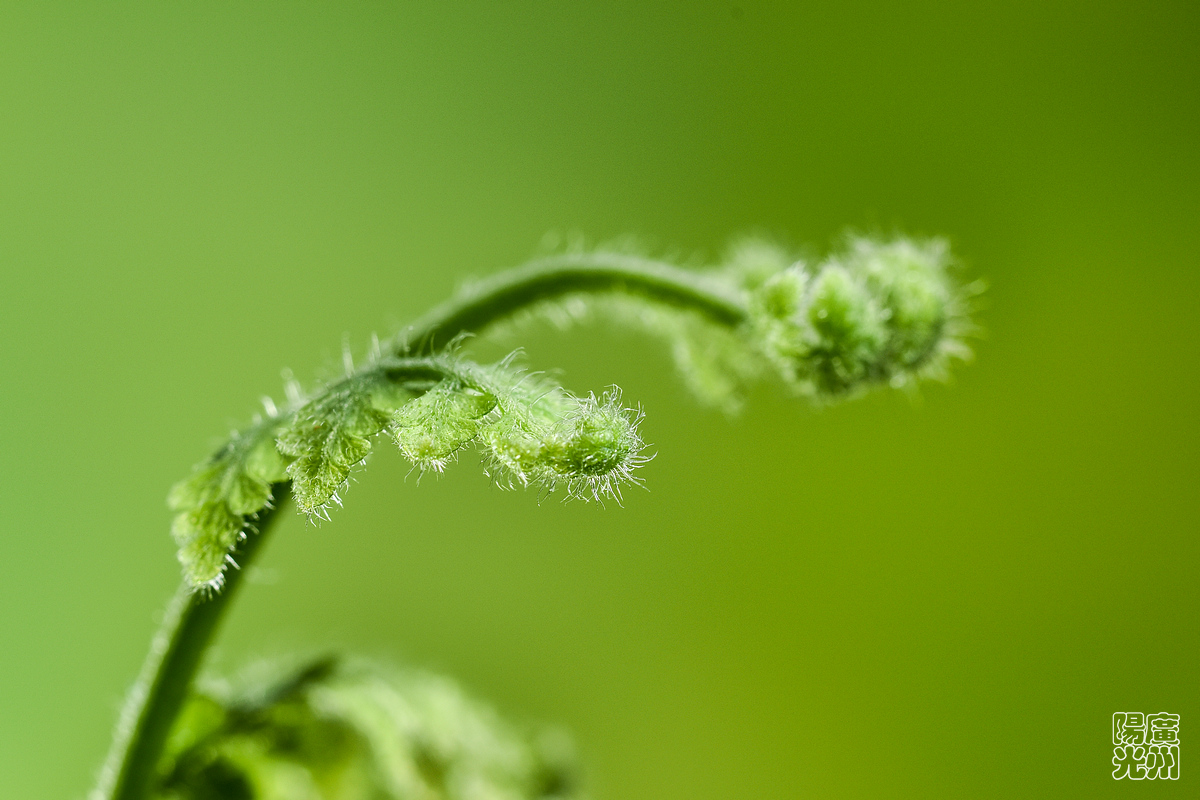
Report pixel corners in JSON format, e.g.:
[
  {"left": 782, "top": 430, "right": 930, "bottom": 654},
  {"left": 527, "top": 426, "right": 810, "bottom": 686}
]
[
  {"left": 393, "top": 361, "right": 651, "bottom": 504},
  {"left": 741, "top": 234, "right": 979, "bottom": 400},
  {"left": 534, "top": 389, "right": 651, "bottom": 504}
]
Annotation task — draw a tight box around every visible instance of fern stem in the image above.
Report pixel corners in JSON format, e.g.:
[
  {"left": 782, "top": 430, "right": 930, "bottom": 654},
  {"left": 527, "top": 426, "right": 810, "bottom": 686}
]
[
  {"left": 97, "top": 495, "right": 284, "bottom": 800},
  {"left": 402, "top": 252, "right": 749, "bottom": 352}
]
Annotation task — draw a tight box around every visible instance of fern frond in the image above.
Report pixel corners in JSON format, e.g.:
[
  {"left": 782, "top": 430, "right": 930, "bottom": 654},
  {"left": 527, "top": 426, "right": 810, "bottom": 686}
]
[
  {"left": 167, "top": 234, "right": 978, "bottom": 591},
  {"left": 168, "top": 418, "right": 289, "bottom": 590},
  {"left": 169, "top": 354, "right": 651, "bottom": 590},
  {"left": 165, "top": 233, "right": 979, "bottom": 594},
  {"left": 275, "top": 370, "right": 396, "bottom": 518},
  {"left": 100, "top": 231, "right": 980, "bottom": 800}
]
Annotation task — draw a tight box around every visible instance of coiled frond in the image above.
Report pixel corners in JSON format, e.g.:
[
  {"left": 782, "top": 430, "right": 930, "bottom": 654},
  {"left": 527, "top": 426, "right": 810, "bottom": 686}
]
[{"left": 741, "top": 234, "right": 977, "bottom": 398}]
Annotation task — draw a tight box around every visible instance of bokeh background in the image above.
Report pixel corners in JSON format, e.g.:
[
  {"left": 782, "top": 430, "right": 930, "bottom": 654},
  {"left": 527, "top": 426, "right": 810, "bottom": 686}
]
[{"left": 1, "top": 2, "right": 1197, "bottom": 797}]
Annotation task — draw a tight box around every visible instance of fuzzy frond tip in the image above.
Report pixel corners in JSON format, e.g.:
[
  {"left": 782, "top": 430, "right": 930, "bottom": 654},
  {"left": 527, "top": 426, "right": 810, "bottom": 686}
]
[
  {"left": 744, "top": 233, "right": 977, "bottom": 400},
  {"left": 541, "top": 390, "right": 651, "bottom": 504}
]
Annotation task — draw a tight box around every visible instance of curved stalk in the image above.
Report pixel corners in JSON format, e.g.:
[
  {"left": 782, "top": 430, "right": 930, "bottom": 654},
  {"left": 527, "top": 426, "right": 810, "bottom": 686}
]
[
  {"left": 95, "top": 496, "right": 284, "bottom": 800},
  {"left": 400, "top": 252, "right": 749, "bottom": 353},
  {"left": 96, "top": 255, "right": 746, "bottom": 800}
]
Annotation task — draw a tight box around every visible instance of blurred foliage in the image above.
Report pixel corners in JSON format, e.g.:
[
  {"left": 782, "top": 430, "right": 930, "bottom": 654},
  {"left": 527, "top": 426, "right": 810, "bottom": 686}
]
[{"left": 158, "top": 657, "right": 579, "bottom": 800}]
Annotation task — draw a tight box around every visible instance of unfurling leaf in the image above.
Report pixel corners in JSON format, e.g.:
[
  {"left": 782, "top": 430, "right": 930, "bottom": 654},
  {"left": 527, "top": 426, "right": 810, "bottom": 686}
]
[
  {"left": 275, "top": 373, "right": 394, "bottom": 517},
  {"left": 389, "top": 382, "right": 497, "bottom": 472},
  {"left": 168, "top": 421, "right": 288, "bottom": 590}
]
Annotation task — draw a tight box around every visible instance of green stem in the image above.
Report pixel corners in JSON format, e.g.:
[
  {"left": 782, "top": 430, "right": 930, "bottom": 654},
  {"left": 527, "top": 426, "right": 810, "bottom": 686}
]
[
  {"left": 98, "top": 253, "right": 747, "bottom": 800},
  {"left": 96, "top": 493, "right": 286, "bottom": 800},
  {"left": 400, "top": 252, "right": 748, "bottom": 353}
]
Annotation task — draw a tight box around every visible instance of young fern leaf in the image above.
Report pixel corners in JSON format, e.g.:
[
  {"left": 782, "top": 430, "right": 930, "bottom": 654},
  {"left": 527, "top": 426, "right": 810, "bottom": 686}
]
[
  {"left": 169, "top": 354, "right": 650, "bottom": 591},
  {"left": 515, "top": 389, "right": 648, "bottom": 504},
  {"left": 389, "top": 382, "right": 498, "bottom": 473},
  {"left": 99, "top": 231, "right": 980, "bottom": 800},
  {"left": 166, "top": 234, "right": 975, "bottom": 593},
  {"left": 168, "top": 418, "right": 289, "bottom": 590},
  {"left": 275, "top": 370, "right": 397, "bottom": 517},
  {"left": 390, "top": 362, "right": 648, "bottom": 503}
]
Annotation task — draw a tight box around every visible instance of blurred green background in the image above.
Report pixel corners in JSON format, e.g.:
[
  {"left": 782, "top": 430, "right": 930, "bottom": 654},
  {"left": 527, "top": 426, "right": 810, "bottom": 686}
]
[{"left": 1, "top": 2, "right": 1196, "bottom": 797}]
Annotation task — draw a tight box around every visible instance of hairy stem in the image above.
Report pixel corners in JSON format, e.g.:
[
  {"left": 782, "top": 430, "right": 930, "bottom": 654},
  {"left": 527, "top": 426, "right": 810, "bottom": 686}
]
[
  {"left": 96, "top": 494, "right": 285, "bottom": 800},
  {"left": 400, "top": 252, "right": 749, "bottom": 353},
  {"left": 99, "top": 256, "right": 748, "bottom": 800}
]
